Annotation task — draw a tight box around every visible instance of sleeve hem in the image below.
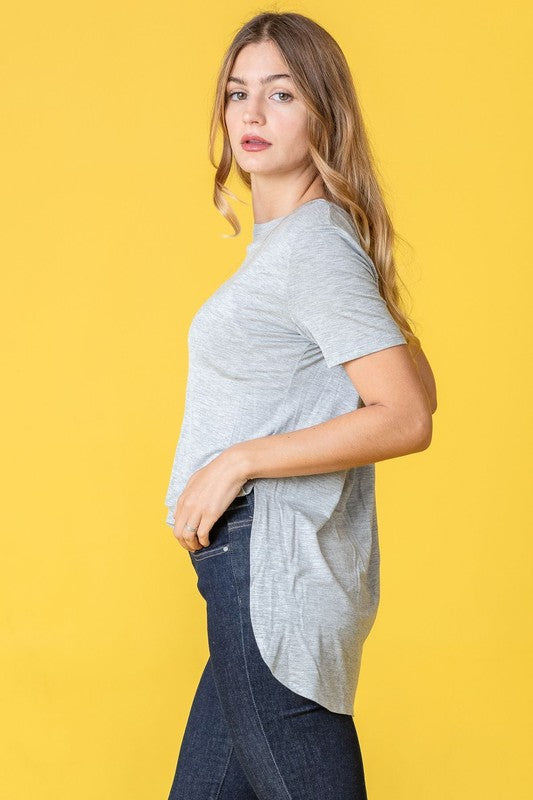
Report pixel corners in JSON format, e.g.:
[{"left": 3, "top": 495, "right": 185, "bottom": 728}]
[{"left": 324, "top": 337, "right": 407, "bottom": 369}]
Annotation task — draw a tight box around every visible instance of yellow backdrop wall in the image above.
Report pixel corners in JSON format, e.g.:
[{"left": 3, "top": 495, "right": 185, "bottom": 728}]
[{"left": 1, "top": 1, "right": 531, "bottom": 797}]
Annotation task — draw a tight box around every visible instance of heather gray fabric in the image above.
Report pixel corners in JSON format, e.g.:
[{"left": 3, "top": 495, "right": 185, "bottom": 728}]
[{"left": 164, "top": 198, "right": 407, "bottom": 714}]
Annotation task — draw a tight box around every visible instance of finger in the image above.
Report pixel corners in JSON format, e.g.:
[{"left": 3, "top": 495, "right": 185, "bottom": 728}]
[
  {"left": 194, "top": 514, "right": 216, "bottom": 548},
  {"left": 174, "top": 507, "right": 203, "bottom": 552},
  {"left": 179, "top": 527, "right": 202, "bottom": 552}
]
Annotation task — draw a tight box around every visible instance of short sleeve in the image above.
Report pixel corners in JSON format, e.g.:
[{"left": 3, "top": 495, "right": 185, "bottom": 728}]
[{"left": 286, "top": 222, "right": 407, "bottom": 368}]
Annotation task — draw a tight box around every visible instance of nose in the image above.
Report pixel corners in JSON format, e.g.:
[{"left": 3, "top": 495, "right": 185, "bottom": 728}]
[{"left": 241, "top": 96, "right": 265, "bottom": 125}]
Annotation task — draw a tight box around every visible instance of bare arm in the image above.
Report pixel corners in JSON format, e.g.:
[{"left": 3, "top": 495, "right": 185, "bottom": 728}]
[
  {"left": 408, "top": 338, "right": 437, "bottom": 414},
  {"left": 228, "top": 342, "right": 433, "bottom": 483}
]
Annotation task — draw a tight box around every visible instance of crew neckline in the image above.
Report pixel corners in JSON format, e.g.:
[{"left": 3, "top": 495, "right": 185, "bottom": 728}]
[{"left": 252, "top": 198, "right": 335, "bottom": 242}]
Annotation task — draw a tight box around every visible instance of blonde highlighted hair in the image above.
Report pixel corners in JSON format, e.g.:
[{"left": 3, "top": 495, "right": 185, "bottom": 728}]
[{"left": 208, "top": 11, "right": 420, "bottom": 353}]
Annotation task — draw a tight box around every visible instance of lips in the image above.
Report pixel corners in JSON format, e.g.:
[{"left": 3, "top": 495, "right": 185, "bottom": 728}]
[{"left": 240, "top": 134, "right": 271, "bottom": 144}]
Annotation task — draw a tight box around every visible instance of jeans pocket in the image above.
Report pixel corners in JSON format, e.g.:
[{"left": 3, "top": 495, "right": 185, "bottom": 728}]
[{"left": 189, "top": 542, "right": 231, "bottom": 562}]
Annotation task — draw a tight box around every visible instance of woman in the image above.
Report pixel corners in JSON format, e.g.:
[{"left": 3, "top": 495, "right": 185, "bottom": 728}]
[{"left": 165, "top": 11, "right": 436, "bottom": 800}]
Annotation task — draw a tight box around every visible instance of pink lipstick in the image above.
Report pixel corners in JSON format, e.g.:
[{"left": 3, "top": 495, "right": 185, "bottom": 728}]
[{"left": 240, "top": 134, "right": 271, "bottom": 152}]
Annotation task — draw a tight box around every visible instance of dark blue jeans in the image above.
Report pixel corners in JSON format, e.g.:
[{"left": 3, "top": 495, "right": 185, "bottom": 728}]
[{"left": 167, "top": 488, "right": 368, "bottom": 800}]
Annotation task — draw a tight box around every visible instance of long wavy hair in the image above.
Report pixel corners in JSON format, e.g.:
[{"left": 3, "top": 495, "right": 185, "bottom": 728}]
[{"left": 208, "top": 11, "right": 420, "bottom": 353}]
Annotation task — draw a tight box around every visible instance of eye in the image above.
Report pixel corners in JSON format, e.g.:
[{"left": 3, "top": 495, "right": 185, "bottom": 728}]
[
  {"left": 225, "top": 90, "right": 294, "bottom": 103},
  {"left": 272, "top": 91, "right": 293, "bottom": 102}
]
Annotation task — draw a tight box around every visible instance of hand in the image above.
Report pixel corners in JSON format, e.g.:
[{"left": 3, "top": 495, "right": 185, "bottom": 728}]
[{"left": 172, "top": 446, "right": 249, "bottom": 552}]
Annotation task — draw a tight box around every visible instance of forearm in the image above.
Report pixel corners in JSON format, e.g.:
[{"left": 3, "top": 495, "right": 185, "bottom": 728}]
[{"left": 229, "top": 404, "right": 431, "bottom": 483}]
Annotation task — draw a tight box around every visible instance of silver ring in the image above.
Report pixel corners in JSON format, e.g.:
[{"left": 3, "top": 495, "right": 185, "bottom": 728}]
[{"left": 184, "top": 522, "right": 198, "bottom": 533}]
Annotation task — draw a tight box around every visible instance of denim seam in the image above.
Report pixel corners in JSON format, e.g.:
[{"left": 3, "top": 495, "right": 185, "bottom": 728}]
[
  {"left": 212, "top": 742, "right": 234, "bottom": 800},
  {"left": 228, "top": 546, "right": 293, "bottom": 799},
  {"left": 227, "top": 521, "right": 253, "bottom": 531},
  {"left": 190, "top": 544, "right": 230, "bottom": 561}
]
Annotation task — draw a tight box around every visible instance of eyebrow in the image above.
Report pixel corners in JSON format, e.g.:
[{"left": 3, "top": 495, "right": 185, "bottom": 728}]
[{"left": 226, "top": 73, "right": 293, "bottom": 86}]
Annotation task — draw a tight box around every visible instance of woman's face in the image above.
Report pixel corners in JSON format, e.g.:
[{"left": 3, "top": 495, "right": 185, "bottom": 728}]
[{"left": 224, "top": 40, "right": 311, "bottom": 178}]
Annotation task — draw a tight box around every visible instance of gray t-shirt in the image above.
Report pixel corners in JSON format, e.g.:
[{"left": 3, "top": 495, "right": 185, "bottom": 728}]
[{"left": 164, "top": 198, "right": 407, "bottom": 714}]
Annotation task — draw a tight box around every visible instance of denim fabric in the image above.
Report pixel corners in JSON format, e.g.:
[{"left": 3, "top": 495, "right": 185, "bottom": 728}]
[{"left": 167, "top": 488, "right": 368, "bottom": 800}]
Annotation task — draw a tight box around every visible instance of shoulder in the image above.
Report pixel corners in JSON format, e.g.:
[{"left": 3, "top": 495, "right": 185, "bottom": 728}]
[
  {"left": 282, "top": 200, "right": 378, "bottom": 281},
  {"left": 286, "top": 198, "right": 357, "bottom": 238}
]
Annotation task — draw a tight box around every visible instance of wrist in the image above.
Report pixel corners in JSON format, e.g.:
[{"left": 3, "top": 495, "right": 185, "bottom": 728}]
[{"left": 224, "top": 440, "right": 254, "bottom": 484}]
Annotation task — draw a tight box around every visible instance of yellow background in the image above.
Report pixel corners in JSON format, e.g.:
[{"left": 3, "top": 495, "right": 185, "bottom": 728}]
[{"left": 1, "top": 1, "right": 531, "bottom": 797}]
